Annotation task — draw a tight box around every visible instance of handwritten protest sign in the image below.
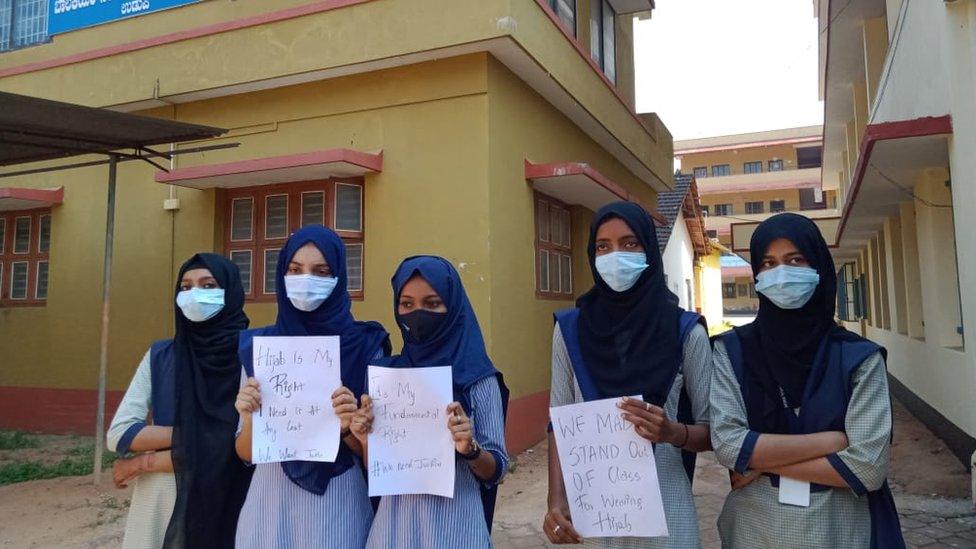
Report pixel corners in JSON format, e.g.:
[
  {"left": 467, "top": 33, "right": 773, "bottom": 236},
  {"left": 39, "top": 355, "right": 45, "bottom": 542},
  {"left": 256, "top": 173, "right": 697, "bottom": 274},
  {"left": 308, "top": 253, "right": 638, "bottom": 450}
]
[
  {"left": 550, "top": 397, "right": 669, "bottom": 539},
  {"left": 251, "top": 336, "right": 342, "bottom": 464},
  {"left": 366, "top": 365, "right": 455, "bottom": 498}
]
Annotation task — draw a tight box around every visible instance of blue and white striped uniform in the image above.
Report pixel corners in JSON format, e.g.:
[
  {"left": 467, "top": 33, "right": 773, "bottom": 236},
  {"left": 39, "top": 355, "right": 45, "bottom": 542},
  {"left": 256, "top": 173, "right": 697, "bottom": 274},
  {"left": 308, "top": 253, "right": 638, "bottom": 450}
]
[{"left": 365, "top": 375, "right": 509, "bottom": 549}]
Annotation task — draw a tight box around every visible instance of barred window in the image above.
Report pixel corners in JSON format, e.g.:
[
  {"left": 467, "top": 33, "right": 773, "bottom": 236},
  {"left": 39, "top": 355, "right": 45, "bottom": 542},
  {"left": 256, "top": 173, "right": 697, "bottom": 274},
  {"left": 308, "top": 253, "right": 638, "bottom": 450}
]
[
  {"left": 535, "top": 194, "right": 573, "bottom": 299},
  {"left": 1, "top": 209, "right": 51, "bottom": 306},
  {"left": 224, "top": 180, "right": 365, "bottom": 300}
]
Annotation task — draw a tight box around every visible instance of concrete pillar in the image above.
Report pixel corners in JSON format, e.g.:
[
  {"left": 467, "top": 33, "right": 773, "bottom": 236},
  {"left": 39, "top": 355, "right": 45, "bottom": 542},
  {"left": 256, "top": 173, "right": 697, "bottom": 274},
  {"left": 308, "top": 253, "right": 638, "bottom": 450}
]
[
  {"left": 884, "top": 214, "right": 908, "bottom": 335},
  {"left": 867, "top": 236, "right": 884, "bottom": 329},
  {"left": 899, "top": 201, "right": 925, "bottom": 340},
  {"left": 863, "top": 17, "right": 889, "bottom": 106},
  {"left": 846, "top": 121, "right": 859, "bottom": 180},
  {"left": 915, "top": 171, "right": 963, "bottom": 349},
  {"left": 853, "top": 80, "right": 869, "bottom": 144},
  {"left": 875, "top": 225, "right": 891, "bottom": 330}
]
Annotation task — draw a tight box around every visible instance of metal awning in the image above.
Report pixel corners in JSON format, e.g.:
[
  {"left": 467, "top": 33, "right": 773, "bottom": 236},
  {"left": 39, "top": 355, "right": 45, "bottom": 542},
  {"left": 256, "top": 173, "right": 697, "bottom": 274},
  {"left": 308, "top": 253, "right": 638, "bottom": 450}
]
[
  {"left": 0, "top": 91, "right": 231, "bottom": 486},
  {"left": 0, "top": 91, "right": 223, "bottom": 166}
]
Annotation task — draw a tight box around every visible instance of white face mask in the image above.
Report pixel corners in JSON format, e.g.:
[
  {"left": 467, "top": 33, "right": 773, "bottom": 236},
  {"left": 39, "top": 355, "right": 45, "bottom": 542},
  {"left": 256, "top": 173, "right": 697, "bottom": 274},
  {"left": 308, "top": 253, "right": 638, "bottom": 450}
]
[
  {"left": 594, "top": 251, "right": 649, "bottom": 292},
  {"left": 284, "top": 274, "right": 338, "bottom": 312},
  {"left": 755, "top": 265, "right": 820, "bottom": 309},
  {"left": 176, "top": 288, "right": 225, "bottom": 322}
]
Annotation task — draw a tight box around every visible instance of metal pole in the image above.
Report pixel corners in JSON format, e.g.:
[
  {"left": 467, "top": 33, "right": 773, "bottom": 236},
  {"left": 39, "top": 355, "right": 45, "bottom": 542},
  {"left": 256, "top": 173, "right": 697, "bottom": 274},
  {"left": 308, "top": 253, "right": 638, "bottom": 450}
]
[{"left": 93, "top": 155, "right": 118, "bottom": 485}]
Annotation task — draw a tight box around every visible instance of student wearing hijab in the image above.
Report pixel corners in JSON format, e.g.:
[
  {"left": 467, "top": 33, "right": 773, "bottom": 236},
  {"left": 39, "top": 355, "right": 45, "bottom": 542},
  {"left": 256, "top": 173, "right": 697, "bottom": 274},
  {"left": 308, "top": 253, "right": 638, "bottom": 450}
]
[
  {"left": 349, "top": 255, "right": 509, "bottom": 548},
  {"left": 709, "top": 213, "right": 904, "bottom": 548},
  {"left": 233, "top": 225, "right": 390, "bottom": 548},
  {"left": 544, "top": 201, "right": 713, "bottom": 547},
  {"left": 107, "top": 253, "right": 252, "bottom": 549}
]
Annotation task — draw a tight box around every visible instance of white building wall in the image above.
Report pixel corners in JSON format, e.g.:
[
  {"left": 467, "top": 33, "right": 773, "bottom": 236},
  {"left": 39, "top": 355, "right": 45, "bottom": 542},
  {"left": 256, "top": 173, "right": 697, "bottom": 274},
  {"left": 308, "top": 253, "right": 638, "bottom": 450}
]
[
  {"left": 871, "top": 0, "right": 952, "bottom": 124},
  {"left": 863, "top": 1, "right": 976, "bottom": 442},
  {"left": 662, "top": 219, "right": 696, "bottom": 311}
]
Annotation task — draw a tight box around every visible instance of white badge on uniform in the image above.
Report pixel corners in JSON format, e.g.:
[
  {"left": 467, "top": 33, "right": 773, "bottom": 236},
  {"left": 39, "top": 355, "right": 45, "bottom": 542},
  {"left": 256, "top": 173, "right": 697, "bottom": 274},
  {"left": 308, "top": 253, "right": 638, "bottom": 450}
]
[{"left": 778, "top": 476, "right": 811, "bottom": 507}]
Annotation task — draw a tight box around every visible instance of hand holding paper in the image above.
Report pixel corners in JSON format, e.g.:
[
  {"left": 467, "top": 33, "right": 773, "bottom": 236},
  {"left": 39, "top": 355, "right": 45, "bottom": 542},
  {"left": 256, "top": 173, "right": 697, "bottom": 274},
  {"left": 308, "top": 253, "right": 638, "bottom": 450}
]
[
  {"left": 366, "top": 365, "right": 455, "bottom": 498},
  {"left": 251, "top": 336, "right": 342, "bottom": 464},
  {"left": 549, "top": 397, "right": 669, "bottom": 539}
]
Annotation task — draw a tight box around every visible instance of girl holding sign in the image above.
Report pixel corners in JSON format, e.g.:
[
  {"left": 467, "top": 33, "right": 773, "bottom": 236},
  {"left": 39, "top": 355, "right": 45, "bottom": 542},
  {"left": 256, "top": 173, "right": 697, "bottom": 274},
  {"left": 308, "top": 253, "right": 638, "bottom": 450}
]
[
  {"left": 233, "top": 225, "right": 391, "bottom": 549},
  {"left": 709, "top": 213, "right": 904, "bottom": 548},
  {"left": 107, "top": 253, "right": 252, "bottom": 549},
  {"left": 545, "top": 201, "right": 713, "bottom": 547},
  {"left": 350, "top": 255, "right": 509, "bottom": 549}
]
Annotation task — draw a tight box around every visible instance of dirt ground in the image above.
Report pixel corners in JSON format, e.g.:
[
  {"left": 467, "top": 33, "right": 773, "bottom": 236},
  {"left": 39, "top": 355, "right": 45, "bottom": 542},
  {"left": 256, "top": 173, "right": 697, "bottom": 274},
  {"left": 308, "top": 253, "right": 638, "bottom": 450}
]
[{"left": 0, "top": 400, "right": 971, "bottom": 548}]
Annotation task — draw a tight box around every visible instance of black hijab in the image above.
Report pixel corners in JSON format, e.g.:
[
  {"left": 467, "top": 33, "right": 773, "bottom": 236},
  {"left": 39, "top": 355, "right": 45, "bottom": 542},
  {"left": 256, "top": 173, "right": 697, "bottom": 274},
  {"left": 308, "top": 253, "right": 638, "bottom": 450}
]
[
  {"left": 576, "top": 201, "right": 682, "bottom": 406},
  {"left": 734, "top": 213, "right": 837, "bottom": 409},
  {"left": 165, "top": 253, "right": 252, "bottom": 549}
]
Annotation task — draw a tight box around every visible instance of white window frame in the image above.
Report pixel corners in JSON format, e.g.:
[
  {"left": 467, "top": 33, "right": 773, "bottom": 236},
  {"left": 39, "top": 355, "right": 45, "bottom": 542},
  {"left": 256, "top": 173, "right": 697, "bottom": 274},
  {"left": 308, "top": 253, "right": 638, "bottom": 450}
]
[
  {"left": 264, "top": 193, "right": 290, "bottom": 240},
  {"left": 12, "top": 215, "right": 30, "bottom": 254},
  {"left": 37, "top": 214, "right": 51, "bottom": 253},
  {"left": 301, "top": 190, "right": 326, "bottom": 227},
  {"left": 35, "top": 260, "right": 48, "bottom": 300},
  {"left": 345, "top": 242, "right": 364, "bottom": 292},
  {"left": 263, "top": 248, "right": 280, "bottom": 295},
  {"left": 229, "top": 250, "right": 253, "bottom": 295},
  {"left": 230, "top": 197, "right": 254, "bottom": 242},
  {"left": 333, "top": 182, "right": 364, "bottom": 233},
  {"left": 539, "top": 249, "right": 551, "bottom": 293},
  {"left": 10, "top": 260, "right": 28, "bottom": 300}
]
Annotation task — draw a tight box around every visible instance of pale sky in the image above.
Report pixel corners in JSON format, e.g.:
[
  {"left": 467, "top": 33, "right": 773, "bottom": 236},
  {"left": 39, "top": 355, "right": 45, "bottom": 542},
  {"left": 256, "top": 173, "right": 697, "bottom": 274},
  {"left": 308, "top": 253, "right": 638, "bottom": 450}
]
[{"left": 634, "top": 0, "right": 824, "bottom": 141}]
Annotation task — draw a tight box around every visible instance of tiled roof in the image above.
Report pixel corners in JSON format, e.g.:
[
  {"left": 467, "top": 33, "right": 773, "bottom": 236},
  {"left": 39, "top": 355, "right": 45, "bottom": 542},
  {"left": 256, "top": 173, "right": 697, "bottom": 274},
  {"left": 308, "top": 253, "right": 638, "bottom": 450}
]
[{"left": 656, "top": 174, "right": 694, "bottom": 252}]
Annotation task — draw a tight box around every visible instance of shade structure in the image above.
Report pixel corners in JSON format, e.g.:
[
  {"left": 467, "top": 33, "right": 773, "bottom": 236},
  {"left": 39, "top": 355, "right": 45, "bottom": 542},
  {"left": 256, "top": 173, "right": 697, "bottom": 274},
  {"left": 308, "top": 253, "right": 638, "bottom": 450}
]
[
  {"left": 0, "top": 91, "right": 228, "bottom": 485},
  {"left": 0, "top": 91, "right": 223, "bottom": 166}
]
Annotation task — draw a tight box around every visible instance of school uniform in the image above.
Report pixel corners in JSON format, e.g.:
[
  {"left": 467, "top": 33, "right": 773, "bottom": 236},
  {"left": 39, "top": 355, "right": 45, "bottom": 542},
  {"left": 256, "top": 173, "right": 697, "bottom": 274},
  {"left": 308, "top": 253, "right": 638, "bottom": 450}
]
[
  {"left": 235, "top": 226, "right": 390, "bottom": 549},
  {"left": 364, "top": 256, "right": 509, "bottom": 549},
  {"left": 708, "top": 213, "right": 904, "bottom": 549},
  {"left": 108, "top": 253, "right": 253, "bottom": 549},
  {"left": 549, "top": 202, "right": 712, "bottom": 549}
]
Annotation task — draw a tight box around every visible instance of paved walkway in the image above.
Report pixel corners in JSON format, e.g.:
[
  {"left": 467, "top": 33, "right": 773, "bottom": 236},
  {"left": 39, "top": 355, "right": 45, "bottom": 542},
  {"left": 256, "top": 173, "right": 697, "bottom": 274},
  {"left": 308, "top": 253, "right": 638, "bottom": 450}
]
[{"left": 492, "top": 400, "right": 975, "bottom": 548}]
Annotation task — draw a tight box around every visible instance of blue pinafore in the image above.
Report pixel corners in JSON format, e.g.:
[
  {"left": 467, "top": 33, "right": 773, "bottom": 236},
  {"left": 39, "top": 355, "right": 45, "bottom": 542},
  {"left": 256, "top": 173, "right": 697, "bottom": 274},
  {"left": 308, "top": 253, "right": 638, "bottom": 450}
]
[
  {"left": 720, "top": 330, "right": 906, "bottom": 549},
  {"left": 553, "top": 309, "right": 706, "bottom": 482}
]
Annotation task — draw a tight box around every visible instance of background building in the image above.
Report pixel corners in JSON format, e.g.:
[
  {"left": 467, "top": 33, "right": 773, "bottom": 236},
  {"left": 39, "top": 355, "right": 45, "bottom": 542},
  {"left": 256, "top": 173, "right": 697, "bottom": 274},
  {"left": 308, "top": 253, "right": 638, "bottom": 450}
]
[
  {"left": 816, "top": 0, "right": 976, "bottom": 483},
  {"left": 675, "top": 126, "right": 835, "bottom": 313},
  {"left": 0, "top": 0, "right": 670, "bottom": 454},
  {"left": 657, "top": 173, "right": 716, "bottom": 326}
]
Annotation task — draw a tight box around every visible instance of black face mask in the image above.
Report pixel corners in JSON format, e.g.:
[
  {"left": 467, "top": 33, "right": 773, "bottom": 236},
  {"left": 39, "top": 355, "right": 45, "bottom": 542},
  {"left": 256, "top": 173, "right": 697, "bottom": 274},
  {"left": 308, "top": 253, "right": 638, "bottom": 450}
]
[{"left": 398, "top": 309, "right": 447, "bottom": 343}]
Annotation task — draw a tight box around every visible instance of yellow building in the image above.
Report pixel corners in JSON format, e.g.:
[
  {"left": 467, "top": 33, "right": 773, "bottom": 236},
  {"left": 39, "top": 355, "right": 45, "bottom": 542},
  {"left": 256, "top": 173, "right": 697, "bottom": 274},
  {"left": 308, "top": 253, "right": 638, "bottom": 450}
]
[
  {"left": 675, "top": 126, "right": 837, "bottom": 313},
  {"left": 0, "top": 0, "right": 671, "bottom": 453},
  {"left": 816, "top": 0, "right": 976, "bottom": 482}
]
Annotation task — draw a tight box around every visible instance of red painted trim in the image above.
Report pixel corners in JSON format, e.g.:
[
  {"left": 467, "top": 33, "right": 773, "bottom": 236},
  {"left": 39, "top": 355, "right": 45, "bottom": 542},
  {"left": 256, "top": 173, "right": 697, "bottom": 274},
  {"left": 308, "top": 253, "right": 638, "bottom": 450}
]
[
  {"left": 504, "top": 389, "right": 549, "bottom": 455},
  {"left": 835, "top": 115, "right": 953, "bottom": 244},
  {"left": 156, "top": 149, "right": 383, "bottom": 184},
  {"left": 0, "top": 0, "right": 377, "bottom": 78},
  {"left": 0, "top": 186, "right": 64, "bottom": 207},
  {"left": 524, "top": 159, "right": 667, "bottom": 225},
  {"left": 675, "top": 135, "right": 822, "bottom": 156},
  {"left": 0, "top": 386, "right": 124, "bottom": 434}
]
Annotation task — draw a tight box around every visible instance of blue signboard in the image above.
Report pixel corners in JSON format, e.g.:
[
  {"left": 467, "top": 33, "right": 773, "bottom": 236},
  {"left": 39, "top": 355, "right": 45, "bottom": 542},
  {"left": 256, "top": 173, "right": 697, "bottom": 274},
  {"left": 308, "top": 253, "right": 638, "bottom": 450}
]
[{"left": 49, "top": 0, "right": 201, "bottom": 35}]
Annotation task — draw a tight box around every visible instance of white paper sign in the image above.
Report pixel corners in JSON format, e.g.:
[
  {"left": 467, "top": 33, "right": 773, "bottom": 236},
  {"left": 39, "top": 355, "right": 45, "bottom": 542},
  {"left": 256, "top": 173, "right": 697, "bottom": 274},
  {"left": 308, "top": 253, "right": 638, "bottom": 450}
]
[
  {"left": 366, "top": 365, "right": 455, "bottom": 498},
  {"left": 550, "top": 397, "right": 669, "bottom": 539},
  {"left": 251, "top": 336, "right": 342, "bottom": 464},
  {"left": 778, "top": 476, "right": 811, "bottom": 507}
]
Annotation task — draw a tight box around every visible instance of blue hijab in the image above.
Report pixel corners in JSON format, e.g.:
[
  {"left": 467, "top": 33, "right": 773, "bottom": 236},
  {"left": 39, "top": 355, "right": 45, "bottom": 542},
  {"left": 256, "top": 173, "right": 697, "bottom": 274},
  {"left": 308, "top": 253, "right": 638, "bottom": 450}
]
[
  {"left": 377, "top": 256, "right": 499, "bottom": 412},
  {"left": 238, "top": 225, "right": 390, "bottom": 495}
]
